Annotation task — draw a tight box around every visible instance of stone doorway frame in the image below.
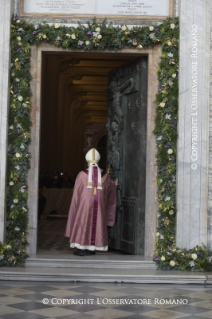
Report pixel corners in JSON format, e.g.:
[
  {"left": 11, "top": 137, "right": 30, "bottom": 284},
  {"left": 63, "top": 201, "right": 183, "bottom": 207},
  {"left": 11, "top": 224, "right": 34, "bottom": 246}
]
[{"left": 27, "top": 43, "right": 161, "bottom": 256}]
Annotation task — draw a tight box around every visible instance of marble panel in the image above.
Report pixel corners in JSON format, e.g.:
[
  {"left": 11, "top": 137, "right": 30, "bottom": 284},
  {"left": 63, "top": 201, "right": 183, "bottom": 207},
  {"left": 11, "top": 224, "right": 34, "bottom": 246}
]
[
  {"left": 207, "top": 1, "right": 212, "bottom": 250},
  {"left": 23, "top": 0, "right": 169, "bottom": 16},
  {"left": 0, "top": 0, "right": 14, "bottom": 242},
  {"left": 177, "top": 0, "right": 210, "bottom": 248}
]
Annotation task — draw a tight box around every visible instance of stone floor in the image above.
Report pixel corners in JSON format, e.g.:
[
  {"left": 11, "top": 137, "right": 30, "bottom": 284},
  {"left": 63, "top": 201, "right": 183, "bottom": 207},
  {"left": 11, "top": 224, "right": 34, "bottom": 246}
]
[
  {"left": 1, "top": 219, "right": 212, "bottom": 318},
  {"left": 37, "top": 218, "right": 70, "bottom": 251},
  {"left": 0, "top": 281, "right": 212, "bottom": 318}
]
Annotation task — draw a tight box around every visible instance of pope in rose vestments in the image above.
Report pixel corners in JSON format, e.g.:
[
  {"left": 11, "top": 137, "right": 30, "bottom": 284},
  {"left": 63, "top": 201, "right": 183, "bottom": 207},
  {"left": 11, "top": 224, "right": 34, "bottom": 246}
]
[{"left": 65, "top": 148, "right": 117, "bottom": 256}]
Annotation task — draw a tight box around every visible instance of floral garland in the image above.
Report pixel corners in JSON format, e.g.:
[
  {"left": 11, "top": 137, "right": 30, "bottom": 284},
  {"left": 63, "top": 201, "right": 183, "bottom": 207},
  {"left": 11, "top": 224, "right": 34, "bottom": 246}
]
[
  {"left": 0, "top": 14, "right": 211, "bottom": 270},
  {"left": 153, "top": 21, "right": 212, "bottom": 271}
]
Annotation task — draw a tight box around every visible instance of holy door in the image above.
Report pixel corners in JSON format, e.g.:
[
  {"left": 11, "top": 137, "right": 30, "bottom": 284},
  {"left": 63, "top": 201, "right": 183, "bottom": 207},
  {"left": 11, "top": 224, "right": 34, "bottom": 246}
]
[{"left": 107, "top": 57, "right": 148, "bottom": 254}]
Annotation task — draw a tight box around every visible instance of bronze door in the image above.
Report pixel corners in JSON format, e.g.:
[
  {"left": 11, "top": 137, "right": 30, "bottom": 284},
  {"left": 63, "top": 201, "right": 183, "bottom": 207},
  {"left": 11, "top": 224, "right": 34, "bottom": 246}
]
[{"left": 107, "top": 57, "right": 148, "bottom": 254}]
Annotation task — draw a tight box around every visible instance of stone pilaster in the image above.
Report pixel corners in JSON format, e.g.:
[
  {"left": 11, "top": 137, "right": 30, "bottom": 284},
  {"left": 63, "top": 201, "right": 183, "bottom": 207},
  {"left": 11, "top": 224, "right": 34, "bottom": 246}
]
[
  {"left": 0, "top": 0, "right": 14, "bottom": 243},
  {"left": 177, "top": 0, "right": 210, "bottom": 248},
  {"left": 207, "top": 3, "right": 212, "bottom": 250}
]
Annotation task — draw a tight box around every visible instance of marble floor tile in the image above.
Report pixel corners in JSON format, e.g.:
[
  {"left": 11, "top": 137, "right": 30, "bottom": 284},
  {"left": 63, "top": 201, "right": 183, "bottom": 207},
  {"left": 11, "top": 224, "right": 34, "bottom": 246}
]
[
  {"left": 167, "top": 305, "right": 211, "bottom": 314},
  {"left": 196, "top": 310, "right": 212, "bottom": 318},
  {"left": 85, "top": 307, "right": 135, "bottom": 318},
  {"left": 29, "top": 306, "right": 78, "bottom": 317},
  {"left": 40, "top": 289, "right": 83, "bottom": 297},
  {"left": 2, "top": 312, "right": 45, "bottom": 319},
  {"left": 0, "top": 305, "right": 24, "bottom": 316},
  {"left": 0, "top": 282, "right": 212, "bottom": 318},
  {"left": 141, "top": 309, "right": 188, "bottom": 318},
  {"left": 191, "top": 300, "right": 212, "bottom": 309}
]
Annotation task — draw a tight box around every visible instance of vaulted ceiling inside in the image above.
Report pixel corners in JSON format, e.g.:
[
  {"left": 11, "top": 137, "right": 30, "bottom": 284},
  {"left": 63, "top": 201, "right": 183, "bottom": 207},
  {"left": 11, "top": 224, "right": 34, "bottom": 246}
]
[{"left": 40, "top": 52, "right": 136, "bottom": 176}]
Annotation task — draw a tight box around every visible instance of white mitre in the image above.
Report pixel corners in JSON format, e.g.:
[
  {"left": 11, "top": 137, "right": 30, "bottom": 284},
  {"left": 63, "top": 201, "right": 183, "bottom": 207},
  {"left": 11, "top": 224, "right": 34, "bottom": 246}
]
[
  {"left": 85, "top": 148, "right": 100, "bottom": 164},
  {"left": 85, "top": 148, "right": 102, "bottom": 190}
]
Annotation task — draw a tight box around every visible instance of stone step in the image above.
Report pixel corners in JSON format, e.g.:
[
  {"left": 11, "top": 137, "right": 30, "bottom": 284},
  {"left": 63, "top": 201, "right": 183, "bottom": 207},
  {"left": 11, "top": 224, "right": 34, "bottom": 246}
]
[
  {"left": 25, "top": 257, "right": 157, "bottom": 270},
  {"left": 0, "top": 266, "right": 211, "bottom": 284}
]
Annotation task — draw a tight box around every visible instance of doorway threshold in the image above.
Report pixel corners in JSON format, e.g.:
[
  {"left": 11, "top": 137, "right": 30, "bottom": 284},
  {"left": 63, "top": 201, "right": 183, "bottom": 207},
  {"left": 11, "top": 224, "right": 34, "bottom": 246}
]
[{"left": 26, "top": 249, "right": 157, "bottom": 270}]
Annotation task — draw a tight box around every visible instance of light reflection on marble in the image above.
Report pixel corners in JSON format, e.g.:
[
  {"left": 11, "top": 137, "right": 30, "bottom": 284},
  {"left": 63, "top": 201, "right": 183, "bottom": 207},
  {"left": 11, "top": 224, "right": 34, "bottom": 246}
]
[
  {"left": 177, "top": 0, "right": 210, "bottom": 249},
  {"left": 0, "top": 0, "right": 14, "bottom": 242}
]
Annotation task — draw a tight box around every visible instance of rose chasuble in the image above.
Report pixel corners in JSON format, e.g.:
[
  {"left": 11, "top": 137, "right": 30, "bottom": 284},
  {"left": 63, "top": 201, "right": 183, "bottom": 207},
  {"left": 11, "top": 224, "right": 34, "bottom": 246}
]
[{"left": 65, "top": 167, "right": 117, "bottom": 251}]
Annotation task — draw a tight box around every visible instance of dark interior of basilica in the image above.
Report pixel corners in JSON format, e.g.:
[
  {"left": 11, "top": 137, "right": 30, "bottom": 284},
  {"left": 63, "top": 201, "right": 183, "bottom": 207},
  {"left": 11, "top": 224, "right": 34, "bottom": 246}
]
[{"left": 38, "top": 52, "right": 139, "bottom": 250}]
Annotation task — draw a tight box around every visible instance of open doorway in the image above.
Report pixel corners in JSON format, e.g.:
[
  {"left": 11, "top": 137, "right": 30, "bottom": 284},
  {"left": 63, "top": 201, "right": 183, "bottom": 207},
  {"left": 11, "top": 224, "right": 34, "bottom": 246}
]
[
  {"left": 27, "top": 44, "right": 159, "bottom": 257},
  {"left": 37, "top": 52, "right": 144, "bottom": 253}
]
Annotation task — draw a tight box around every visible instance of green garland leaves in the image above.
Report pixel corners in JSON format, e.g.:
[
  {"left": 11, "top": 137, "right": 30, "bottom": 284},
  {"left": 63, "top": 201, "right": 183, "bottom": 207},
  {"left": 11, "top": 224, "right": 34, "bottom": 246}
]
[{"left": 0, "top": 14, "right": 211, "bottom": 270}]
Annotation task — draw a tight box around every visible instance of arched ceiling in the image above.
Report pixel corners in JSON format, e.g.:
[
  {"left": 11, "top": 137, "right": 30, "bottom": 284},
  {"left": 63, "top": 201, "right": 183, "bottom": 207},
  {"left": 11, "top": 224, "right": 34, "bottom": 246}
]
[{"left": 40, "top": 52, "right": 136, "bottom": 175}]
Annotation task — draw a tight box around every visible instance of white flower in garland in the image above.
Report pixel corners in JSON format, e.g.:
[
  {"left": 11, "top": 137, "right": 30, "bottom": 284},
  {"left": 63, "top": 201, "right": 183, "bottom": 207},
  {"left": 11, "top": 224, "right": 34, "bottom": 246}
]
[
  {"left": 95, "top": 27, "right": 101, "bottom": 32},
  {"left": 17, "top": 123, "right": 22, "bottom": 128},
  {"left": 165, "top": 196, "right": 171, "bottom": 201},
  {"left": 17, "top": 36, "right": 21, "bottom": 41},
  {"left": 18, "top": 96, "right": 23, "bottom": 102},
  {"left": 55, "top": 23, "right": 60, "bottom": 28},
  {"left": 165, "top": 114, "right": 171, "bottom": 120},
  {"left": 157, "top": 136, "right": 162, "bottom": 140},
  {"left": 22, "top": 103, "right": 27, "bottom": 107},
  {"left": 149, "top": 32, "right": 155, "bottom": 39},
  {"left": 14, "top": 227, "right": 20, "bottom": 231},
  {"left": 189, "top": 260, "right": 195, "bottom": 267},
  {"left": 169, "top": 210, "right": 174, "bottom": 215},
  {"left": 149, "top": 26, "right": 154, "bottom": 31},
  {"left": 159, "top": 102, "right": 165, "bottom": 107},
  {"left": 20, "top": 143, "right": 25, "bottom": 150},
  {"left": 168, "top": 78, "right": 173, "bottom": 86},
  {"left": 19, "top": 187, "right": 25, "bottom": 193},
  {"left": 86, "top": 41, "right": 90, "bottom": 45},
  {"left": 9, "top": 125, "right": 14, "bottom": 130},
  {"left": 97, "top": 34, "right": 102, "bottom": 40},
  {"left": 191, "top": 253, "right": 197, "bottom": 260},
  {"left": 13, "top": 199, "right": 19, "bottom": 204},
  {"left": 15, "top": 153, "right": 21, "bottom": 158},
  {"left": 161, "top": 256, "right": 166, "bottom": 261},
  {"left": 170, "top": 23, "right": 175, "bottom": 29},
  {"left": 10, "top": 205, "right": 14, "bottom": 209},
  {"left": 160, "top": 235, "right": 164, "bottom": 239},
  {"left": 78, "top": 40, "right": 83, "bottom": 46},
  {"left": 15, "top": 165, "right": 20, "bottom": 170},
  {"left": 167, "top": 149, "right": 173, "bottom": 154},
  {"left": 15, "top": 78, "right": 20, "bottom": 82},
  {"left": 137, "top": 44, "right": 143, "bottom": 49},
  {"left": 9, "top": 181, "right": 14, "bottom": 186},
  {"left": 156, "top": 232, "right": 160, "bottom": 237},
  {"left": 172, "top": 73, "right": 176, "bottom": 78},
  {"left": 121, "top": 25, "right": 127, "bottom": 31},
  {"left": 71, "top": 34, "right": 76, "bottom": 39},
  {"left": 168, "top": 52, "right": 173, "bottom": 58},
  {"left": 170, "top": 260, "right": 175, "bottom": 266}
]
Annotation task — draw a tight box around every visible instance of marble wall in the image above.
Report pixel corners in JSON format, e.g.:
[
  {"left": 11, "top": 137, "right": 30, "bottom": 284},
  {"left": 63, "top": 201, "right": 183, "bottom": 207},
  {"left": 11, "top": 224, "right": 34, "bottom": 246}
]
[
  {"left": 208, "top": 2, "right": 212, "bottom": 250},
  {"left": 177, "top": 0, "right": 210, "bottom": 248},
  {"left": 0, "top": 0, "right": 14, "bottom": 242}
]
